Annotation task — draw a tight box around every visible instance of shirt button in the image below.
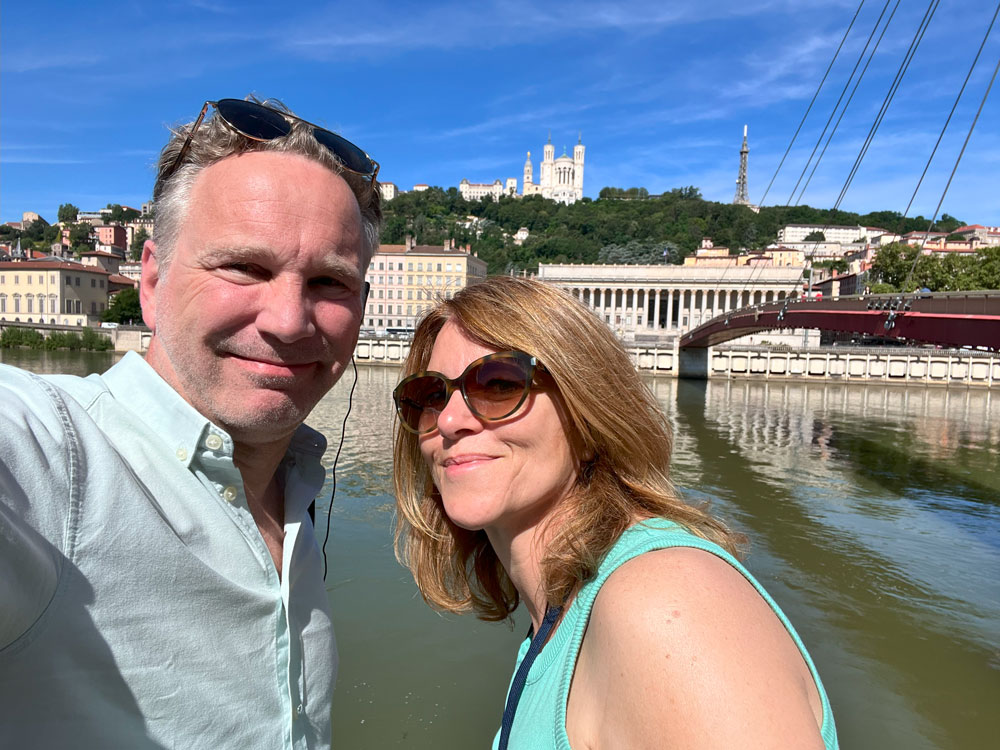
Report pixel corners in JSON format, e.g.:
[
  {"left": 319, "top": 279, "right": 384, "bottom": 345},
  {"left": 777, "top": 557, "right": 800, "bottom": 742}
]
[
  {"left": 295, "top": 704, "right": 303, "bottom": 718},
  {"left": 176, "top": 447, "right": 188, "bottom": 461},
  {"left": 205, "top": 434, "right": 223, "bottom": 450},
  {"left": 222, "top": 486, "right": 238, "bottom": 503}
]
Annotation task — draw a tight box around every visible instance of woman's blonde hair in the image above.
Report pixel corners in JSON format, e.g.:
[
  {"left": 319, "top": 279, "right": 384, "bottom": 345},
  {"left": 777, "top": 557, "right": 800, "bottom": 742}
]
[{"left": 393, "top": 276, "right": 744, "bottom": 621}]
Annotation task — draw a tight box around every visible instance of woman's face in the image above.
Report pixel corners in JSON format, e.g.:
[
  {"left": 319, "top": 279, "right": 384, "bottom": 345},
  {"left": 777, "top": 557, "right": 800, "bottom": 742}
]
[{"left": 418, "top": 320, "right": 581, "bottom": 542}]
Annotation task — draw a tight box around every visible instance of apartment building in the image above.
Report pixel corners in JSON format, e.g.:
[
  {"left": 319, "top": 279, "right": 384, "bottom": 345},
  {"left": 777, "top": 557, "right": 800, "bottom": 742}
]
[
  {"left": 363, "top": 238, "right": 488, "bottom": 333},
  {"left": 0, "top": 259, "right": 112, "bottom": 326}
]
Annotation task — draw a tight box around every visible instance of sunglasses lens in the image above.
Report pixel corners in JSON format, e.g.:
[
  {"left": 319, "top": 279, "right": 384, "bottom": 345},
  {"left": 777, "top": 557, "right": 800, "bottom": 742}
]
[
  {"left": 313, "top": 128, "right": 376, "bottom": 176},
  {"left": 215, "top": 99, "right": 291, "bottom": 140},
  {"left": 465, "top": 357, "right": 533, "bottom": 421},
  {"left": 396, "top": 375, "right": 449, "bottom": 433}
]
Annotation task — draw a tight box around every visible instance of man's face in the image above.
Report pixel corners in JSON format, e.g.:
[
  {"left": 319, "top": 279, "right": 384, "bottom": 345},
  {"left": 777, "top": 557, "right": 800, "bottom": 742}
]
[{"left": 142, "top": 151, "right": 366, "bottom": 445}]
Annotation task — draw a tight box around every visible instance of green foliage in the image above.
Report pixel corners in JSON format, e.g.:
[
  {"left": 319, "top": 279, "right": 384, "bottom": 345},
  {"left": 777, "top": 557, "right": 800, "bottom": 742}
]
[
  {"left": 1, "top": 328, "right": 45, "bottom": 348},
  {"left": 378, "top": 186, "right": 971, "bottom": 273},
  {"left": 598, "top": 240, "right": 683, "bottom": 264},
  {"left": 102, "top": 288, "right": 142, "bottom": 324},
  {"left": 58, "top": 203, "right": 80, "bottom": 223},
  {"left": 598, "top": 186, "right": 650, "bottom": 200},
  {"left": 130, "top": 228, "right": 149, "bottom": 260},
  {"left": 69, "top": 222, "right": 94, "bottom": 254},
  {"left": 813, "top": 259, "right": 848, "bottom": 273},
  {"left": 105, "top": 204, "right": 141, "bottom": 223},
  {"left": 0, "top": 327, "right": 111, "bottom": 351},
  {"left": 804, "top": 230, "right": 826, "bottom": 241},
  {"left": 870, "top": 243, "right": 1000, "bottom": 292},
  {"left": 868, "top": 283, "right": 896, "bottom": 294}
]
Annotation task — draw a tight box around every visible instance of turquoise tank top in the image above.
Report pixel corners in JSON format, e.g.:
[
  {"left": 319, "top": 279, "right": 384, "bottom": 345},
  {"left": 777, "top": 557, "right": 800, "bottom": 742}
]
[{"left": 491, "top": 518, "right": 838, "bottom": 749}]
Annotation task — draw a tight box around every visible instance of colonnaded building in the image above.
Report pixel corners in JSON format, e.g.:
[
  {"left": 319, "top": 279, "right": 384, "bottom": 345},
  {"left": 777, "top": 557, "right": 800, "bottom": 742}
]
[{"left": 536, "top": 262, "right": 816, "bottom": 345}]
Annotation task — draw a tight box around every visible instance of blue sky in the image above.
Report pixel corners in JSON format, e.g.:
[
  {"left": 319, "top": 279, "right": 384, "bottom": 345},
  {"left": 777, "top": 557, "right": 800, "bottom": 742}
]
[{"left": 2, "top": 0, "right": 998, "bottom": 225}]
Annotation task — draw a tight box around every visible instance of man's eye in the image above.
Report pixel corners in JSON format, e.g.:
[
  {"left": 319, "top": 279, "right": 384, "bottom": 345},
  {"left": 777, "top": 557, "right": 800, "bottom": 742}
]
[{"left": 311, "top": 276, "right": 347, "bottom": 289}]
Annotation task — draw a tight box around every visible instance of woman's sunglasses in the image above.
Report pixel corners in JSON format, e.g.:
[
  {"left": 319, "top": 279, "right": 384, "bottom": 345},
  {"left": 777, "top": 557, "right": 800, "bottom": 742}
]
[
  {"left": 393, "top": 351, "right": 546, "bottom": 435},
  {"left": 160, "top": 98, "right": 379, "bottom": 188}
]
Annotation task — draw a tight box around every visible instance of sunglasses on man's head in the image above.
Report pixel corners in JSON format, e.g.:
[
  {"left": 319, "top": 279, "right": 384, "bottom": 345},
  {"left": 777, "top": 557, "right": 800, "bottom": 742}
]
[
  {"left": 160, "top": 98, "right": 379, "bottom": 188},
  {"left": 393, "top": 351, "right": 546, "bottom": 435}
]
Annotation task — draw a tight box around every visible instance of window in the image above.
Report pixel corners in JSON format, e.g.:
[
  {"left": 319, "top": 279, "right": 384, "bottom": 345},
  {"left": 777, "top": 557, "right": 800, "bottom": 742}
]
[
  {"left": 407, "top": 275, "right": 412, "bottom": 284},
  {"left": 436, "top": 263, "right": 442, "bottom": 272},
  {"left": 50, "top": 296, "right": 57, "bottom": 314},
  {"left": 75, "top": 277, "right": 80, "bottom": 286},
  {"left": 50, "top": 275, "right": 56, "bottom": 284},
  {"left": 75, "top": 300, "right": 82, "bottom": 314},
  {"left": 396, "top": 305, "right": 402, "bottom": 314},
  {"left": 27, "top": 295, "right": 33, "bottom": 313},
  {"left": 91, "top": 301, "right": 97, "bottom": 314},
  {"left": 65, "top": 299, "right": 73, "bottom": 314},
  {"left": 14, "top": 294, "right": 21, "bottom": 313},
  {"left": 446, "top": 263, "right": 452, "bottom": 272},
  {"left": 397, "top": 263, "right": 403, "bottom": 270},
  {"left": 14, "top": 275, "right": 19, "bottom": 284},
  {"left": 397, "top": 276, "right": 403, "bottom": 284},
  {"left": 91, "top": 278, "right": 97, "bottom": 288},
  {"left": 407, "top": 262, "right": 413, "bottom": 271},
  {"left": 65, "top": 277, "right": 71, "bottom": 286},
  {"left": 407, "top": 290, "right": 413, "bottom": 300},
  {"left": 378, "top": 262, "right": 384, "bottom": 270},
  {"left": 100, "top": 279, "right": 105, "bottom": 289},
  {"left": 38, "top": 275, "right": 44, "bottom": 284},
  {"left": 377, "top": 290, "right": 383, "bottom": 298},
  {"left": 377, "top": 304, "right": 383, "bottom": 313},
  {"left": 417, "top": 263, "right": 423, "bottom": 271}
]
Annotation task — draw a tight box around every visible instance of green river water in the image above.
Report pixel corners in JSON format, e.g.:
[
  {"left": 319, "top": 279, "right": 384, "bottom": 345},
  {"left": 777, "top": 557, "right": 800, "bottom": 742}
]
[{"left": 3, "top": 349, "right": 998, "bottom": 749}]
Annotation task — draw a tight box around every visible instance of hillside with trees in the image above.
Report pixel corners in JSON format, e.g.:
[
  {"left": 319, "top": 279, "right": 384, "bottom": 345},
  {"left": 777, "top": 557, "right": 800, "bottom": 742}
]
[{"left": 378, "top": 186, "right": 966, "bottom": 275}]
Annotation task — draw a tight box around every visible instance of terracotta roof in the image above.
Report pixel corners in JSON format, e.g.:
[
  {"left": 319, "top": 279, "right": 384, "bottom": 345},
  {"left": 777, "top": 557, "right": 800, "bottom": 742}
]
[
  {"left": 80, "top": 250, "right": 121, "bottom": 258},
  {"left": 0, "top": 260, "right": 111, "bottom": 275},
  {"left": 108, "top": 274, "right": 137, "bottom": 286}
]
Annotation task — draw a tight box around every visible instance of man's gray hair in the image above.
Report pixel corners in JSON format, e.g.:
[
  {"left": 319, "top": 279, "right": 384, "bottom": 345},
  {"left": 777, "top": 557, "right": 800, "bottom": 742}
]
[{"left": 151, "top": 97, "right": 382, "bottom": 272}]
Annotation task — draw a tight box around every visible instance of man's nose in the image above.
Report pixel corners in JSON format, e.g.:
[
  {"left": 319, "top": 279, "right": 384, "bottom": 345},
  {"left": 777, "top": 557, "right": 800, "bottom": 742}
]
[{"left": 255, "top": 278, "right": 316, "bottom": 343}]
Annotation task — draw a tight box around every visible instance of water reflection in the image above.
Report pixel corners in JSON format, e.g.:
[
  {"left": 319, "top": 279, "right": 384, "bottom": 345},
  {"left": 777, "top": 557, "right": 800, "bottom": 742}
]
[{"left": 5, "top": 350, "right": 998, "bottom": 749}]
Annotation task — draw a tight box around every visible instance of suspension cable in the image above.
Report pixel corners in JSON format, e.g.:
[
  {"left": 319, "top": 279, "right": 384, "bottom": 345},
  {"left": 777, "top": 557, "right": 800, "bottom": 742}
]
[
  {"left": 757, "top": 0, "right": 866, "bottom": 208},
  {"left": 902, "top": 9, "right": 1000, "bottom": 290},
  {"left": 793, "top": 0, "right": 900, "bottom": 206},
  {"left": 787, "top": 0, "right": 895, "bottom": 206}
]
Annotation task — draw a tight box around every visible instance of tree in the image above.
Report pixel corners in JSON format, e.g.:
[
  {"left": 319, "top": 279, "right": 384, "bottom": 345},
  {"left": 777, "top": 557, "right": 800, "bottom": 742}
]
[
  {"left": 69, "top": 222, "right": 94, "bottom": 254},
  {"left": 106, "top": 204, "right": 141, "bottom": 223},
  {"left": 102, "top": 288, "right": 143, "bottom": 325},
  {"left": 58, "top": 204, "right": 80, "bottom": 223},
  {"left": 803, "top": 231, "right": 826, "bottom": 241},
  {"left": 130, "top": 227, "right": 149, "bottom": 260}
]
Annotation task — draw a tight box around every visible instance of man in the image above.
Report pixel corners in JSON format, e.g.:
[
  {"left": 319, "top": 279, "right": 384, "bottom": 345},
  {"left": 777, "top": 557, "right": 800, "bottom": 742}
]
[{"left": 0, "top": 98, "right": 381, "bottom": 748}]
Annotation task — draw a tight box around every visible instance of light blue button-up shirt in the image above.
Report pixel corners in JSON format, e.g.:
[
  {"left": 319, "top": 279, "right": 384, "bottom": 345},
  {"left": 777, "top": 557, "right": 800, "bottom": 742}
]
[{"left": 0, "top": 352, "right": 336, "bottom": 749}]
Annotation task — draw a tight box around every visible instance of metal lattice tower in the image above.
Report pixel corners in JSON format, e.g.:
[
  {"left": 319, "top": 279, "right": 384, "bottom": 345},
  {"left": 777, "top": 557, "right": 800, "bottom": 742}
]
[{"left": 734, "top": 124, "right": 750, "bottom": 205}]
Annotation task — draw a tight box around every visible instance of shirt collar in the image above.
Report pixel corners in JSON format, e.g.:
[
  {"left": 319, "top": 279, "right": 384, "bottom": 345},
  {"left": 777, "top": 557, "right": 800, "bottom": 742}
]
[{"left": 99, "top": 352, "right": 328, "bottom": 476}]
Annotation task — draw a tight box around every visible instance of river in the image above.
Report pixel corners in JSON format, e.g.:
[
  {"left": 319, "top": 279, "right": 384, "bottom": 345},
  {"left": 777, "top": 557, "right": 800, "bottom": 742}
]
[{"left": 3, "top": 348, "right": 998, "bottom": 749}]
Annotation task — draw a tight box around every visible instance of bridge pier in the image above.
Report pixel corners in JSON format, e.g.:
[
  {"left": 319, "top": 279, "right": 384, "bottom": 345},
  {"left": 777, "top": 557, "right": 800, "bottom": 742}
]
[{"left": 677, "top": 343, "right": 711, "bottom": 379}]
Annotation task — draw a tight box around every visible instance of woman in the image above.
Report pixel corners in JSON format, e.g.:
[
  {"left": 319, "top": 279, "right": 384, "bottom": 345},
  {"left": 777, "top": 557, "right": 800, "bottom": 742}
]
[{"left": 393, "top": 276, "right": 837, "bottom": 749}]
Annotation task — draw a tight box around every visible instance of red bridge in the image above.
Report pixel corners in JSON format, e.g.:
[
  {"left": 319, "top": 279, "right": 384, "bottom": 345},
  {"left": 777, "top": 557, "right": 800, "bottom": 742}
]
[{"left": 679, "top": 291, "right": 1000, "bottom": 351}]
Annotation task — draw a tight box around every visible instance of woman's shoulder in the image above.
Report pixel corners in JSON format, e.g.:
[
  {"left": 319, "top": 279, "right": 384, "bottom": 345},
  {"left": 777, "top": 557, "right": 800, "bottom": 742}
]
[{"left": 567, "top": 544, "right": 826, "bottom": 749}]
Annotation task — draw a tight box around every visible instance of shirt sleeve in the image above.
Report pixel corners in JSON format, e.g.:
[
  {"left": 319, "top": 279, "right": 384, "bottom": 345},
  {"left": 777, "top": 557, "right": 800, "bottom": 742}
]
[{"left": 0, "top": 366, "right": 74, "bottom": 650}]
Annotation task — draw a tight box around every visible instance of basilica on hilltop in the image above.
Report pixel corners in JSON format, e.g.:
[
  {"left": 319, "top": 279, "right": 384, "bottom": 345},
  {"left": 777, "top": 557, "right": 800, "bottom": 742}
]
[{"left": 458, "top": 133, "right": 585, "bottom": 205}]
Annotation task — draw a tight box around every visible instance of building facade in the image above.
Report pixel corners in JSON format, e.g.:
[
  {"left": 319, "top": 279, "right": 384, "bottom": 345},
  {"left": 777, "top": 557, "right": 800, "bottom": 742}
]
[
  {"left": 0, "top": 260, "right": 112, "bottom": 326},
  {"left": 537, "top": 262, "right": 809, "bottom": 344},
  {"left": 363, "top": 238, "right": 488, "bottom": 333},
  {"left": 522, "top": 134, "right": 585, "bottom": 204},
  {"left": 778, "top": 224, "right": 890, "bottom": 245}
]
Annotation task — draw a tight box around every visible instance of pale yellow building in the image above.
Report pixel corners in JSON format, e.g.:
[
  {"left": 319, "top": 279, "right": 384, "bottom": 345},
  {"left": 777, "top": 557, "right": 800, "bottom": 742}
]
[
  {"left": 0, "top": 259, "right": 112, "bottom": 326},
  {"left": 363, "top": 238, "right": 487, "bottom": 333}
]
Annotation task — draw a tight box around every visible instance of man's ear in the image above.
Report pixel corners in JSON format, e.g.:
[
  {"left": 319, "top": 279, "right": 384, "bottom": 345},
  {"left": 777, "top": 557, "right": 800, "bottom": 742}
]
[{"left": 140, "top": 240, "right": 160, "bottom": 331}]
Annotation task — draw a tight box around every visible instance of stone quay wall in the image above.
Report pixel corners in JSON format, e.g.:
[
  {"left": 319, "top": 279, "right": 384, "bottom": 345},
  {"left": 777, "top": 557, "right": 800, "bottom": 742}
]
[{"left": 356, "top": 338, "right": 1000, "bottom": 387}]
